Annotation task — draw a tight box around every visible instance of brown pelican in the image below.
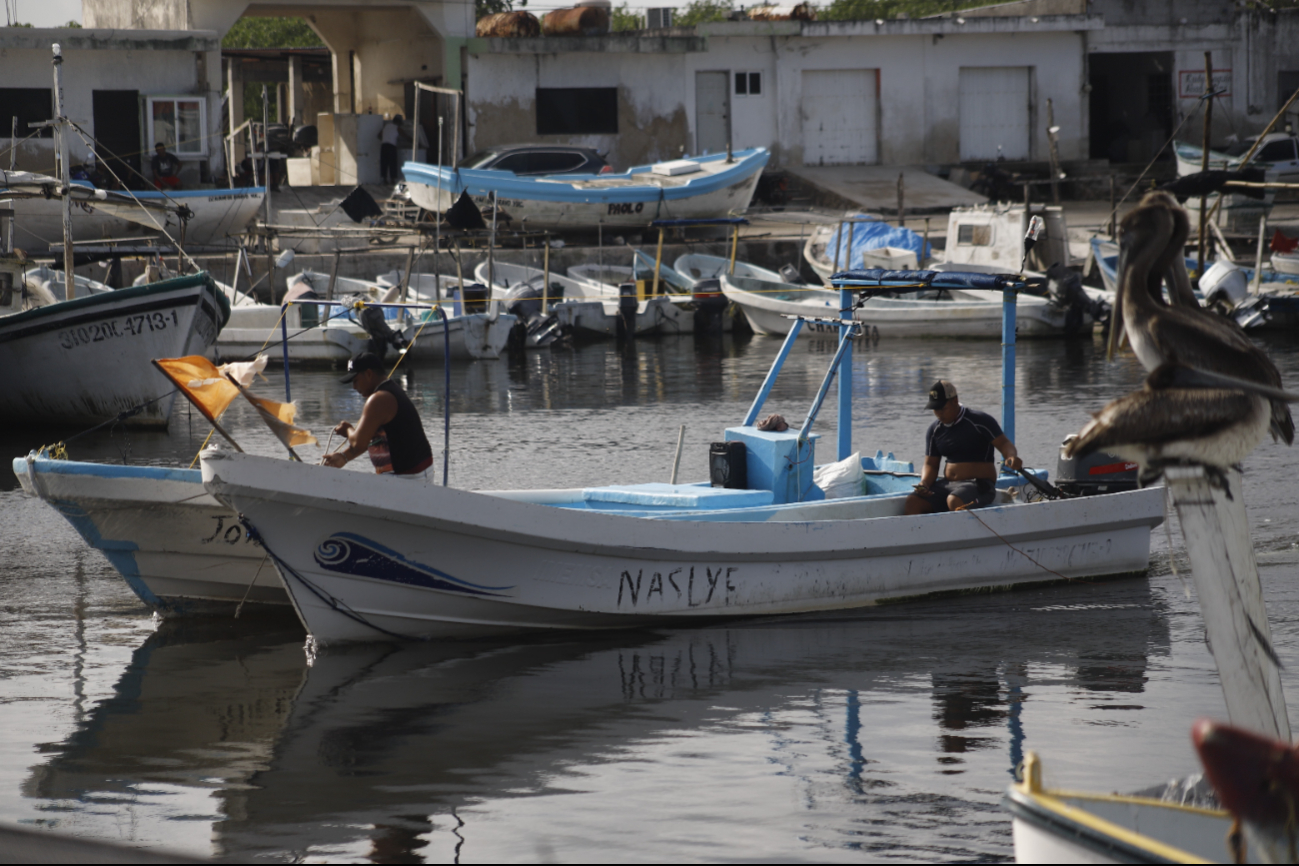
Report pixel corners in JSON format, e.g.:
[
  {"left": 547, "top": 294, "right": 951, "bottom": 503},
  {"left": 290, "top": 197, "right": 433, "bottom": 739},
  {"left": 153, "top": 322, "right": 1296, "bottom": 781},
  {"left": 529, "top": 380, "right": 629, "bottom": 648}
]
[{"left": 1105, "top": 196, "right": 1294, "bottom": 447}]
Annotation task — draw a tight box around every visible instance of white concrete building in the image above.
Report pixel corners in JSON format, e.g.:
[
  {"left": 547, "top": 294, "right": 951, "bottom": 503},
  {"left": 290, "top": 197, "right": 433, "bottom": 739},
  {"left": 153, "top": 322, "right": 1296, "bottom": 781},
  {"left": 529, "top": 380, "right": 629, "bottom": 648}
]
[{"left": 0, "top": 28, "right": 223, "bottom": 186}]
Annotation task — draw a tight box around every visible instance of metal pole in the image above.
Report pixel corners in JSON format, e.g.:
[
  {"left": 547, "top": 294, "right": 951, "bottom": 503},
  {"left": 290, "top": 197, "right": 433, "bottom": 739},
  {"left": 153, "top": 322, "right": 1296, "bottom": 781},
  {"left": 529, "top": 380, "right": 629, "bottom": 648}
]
[
  {"left": 262, "top": 85, "right": 272, "bottom": 228},
  {"left": 728, "top": 223, "right": 739, "bottom": 275},
  {"left": 743, "top": 319, "right": 805, "bottom": 426},
  {"left": 51, "top": 44, "right": 74, "bottom": 302},
  {"left": 280, "top": 303, "right": 291, "bottom": 401},
  {"left": 1001, "top": 284, "right": 1016, "bottom": 446},
  {"left": 845, "top": 221, "right": 856, "bottom": 271},
  {"left": 1198, "top": 51, "right": 1214, "bottom": 279},
  {"left": 1252, "top": 214, "right": 1266, "bottom": 295},
  {"left": 838, "top": 285, "right": 853, "bottom": 460},
  {"left": 488, "top": 191, "right": 497, "bottom": 295},
  {"left": 7, "top": 116, "right": 15, "bottom": 254},
  {"left": 1046, "top": 97, "right": 1061, "bottom": 206},
  {"left": 434, "top": 116, "right": 443, "bottom": 303},
  {"left": 831, "top": 220, "right": 844, "bottom": 272},
  {"left": 542, "top": 233, "right": 550, "bottom": 313},
  {"left": 400, "top": 244, "right": 414, "bottom": 305},
  {"left": 1108, "top": 174, "right": 1117, "bottom": 239},
  {"left": 670, "top": 424, "right": 685, "bottom": 484}
]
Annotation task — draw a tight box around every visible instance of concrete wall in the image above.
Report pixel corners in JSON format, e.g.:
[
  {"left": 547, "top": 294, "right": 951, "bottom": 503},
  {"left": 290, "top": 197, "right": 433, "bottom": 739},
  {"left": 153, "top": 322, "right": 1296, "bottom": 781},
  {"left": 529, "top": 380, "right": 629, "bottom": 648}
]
[
  {"left": 467, "top": 25, "right": 1087, "bottom": 169},
  {"left": 0, "top": 29, "right": 222, "bottom": 182}
]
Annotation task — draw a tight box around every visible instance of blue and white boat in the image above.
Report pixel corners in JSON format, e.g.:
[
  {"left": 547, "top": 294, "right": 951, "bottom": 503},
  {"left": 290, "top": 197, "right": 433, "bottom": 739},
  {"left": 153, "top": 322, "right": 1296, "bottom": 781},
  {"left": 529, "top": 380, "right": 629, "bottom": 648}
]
[
  {"left": 402, "top": 149, "right": 768, "bottom": 231},
  {"left": 200, "top": 268, "right": 1167, "bottom": 644}
]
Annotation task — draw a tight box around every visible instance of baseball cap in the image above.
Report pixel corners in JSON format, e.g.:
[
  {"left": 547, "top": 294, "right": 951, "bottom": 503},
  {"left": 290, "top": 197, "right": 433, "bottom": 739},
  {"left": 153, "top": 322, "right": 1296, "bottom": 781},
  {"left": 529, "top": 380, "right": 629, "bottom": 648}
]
[
  {"left": 340, "top": 351, "right": 384, "bottom": 383},
  {"left": 925, "top": 380, "right": 957, "bottom": 410}
]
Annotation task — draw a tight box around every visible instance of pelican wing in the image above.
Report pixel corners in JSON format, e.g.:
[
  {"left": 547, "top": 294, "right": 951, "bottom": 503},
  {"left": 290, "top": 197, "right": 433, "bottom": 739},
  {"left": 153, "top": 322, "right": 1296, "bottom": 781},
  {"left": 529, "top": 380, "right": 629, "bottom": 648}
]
[{"left": 1067, "top": 388, "right": 1258, "bottom": 461}]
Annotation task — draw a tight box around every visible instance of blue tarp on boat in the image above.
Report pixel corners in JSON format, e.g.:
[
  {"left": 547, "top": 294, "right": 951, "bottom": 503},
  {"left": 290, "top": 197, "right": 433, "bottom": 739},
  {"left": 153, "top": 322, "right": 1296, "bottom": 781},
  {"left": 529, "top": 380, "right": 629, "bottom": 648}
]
[{"left": 822, "top": 215, "right": 932, "bottom": 269}]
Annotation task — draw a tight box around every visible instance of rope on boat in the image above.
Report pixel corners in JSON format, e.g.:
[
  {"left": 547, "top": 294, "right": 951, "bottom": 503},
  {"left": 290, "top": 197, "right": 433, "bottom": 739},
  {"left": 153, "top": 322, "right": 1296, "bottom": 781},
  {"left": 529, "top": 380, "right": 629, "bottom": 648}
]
[
  {"left": 237, "top": 515, "right": 430, "bottom": 641},
  {"left": 961, "top": 507, "right": 1087, "bottom": 584}
]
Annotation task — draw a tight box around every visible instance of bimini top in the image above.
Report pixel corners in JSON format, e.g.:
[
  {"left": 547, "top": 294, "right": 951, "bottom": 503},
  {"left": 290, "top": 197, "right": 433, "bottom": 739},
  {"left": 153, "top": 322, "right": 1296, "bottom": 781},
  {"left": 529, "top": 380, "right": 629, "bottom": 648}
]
[
  {"left": 402, "top": 148, "right": 769, "bottom": 205},
  {"left": 830, "top": 268, "right": 1029, "bottom": 294}
]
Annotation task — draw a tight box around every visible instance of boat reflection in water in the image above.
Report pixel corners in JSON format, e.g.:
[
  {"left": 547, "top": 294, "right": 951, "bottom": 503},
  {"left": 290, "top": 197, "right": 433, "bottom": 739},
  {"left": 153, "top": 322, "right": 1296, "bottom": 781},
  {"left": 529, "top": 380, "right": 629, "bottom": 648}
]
[{"left": 26, "top": 579, "right": 1171, "bottom": 861}]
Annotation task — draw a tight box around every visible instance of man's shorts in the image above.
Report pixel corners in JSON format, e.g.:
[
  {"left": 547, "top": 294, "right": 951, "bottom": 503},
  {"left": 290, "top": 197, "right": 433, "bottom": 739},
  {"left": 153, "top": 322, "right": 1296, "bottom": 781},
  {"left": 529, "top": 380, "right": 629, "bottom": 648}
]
[{"left": 914, "top": 478, "right": 996, "bottom": 512}]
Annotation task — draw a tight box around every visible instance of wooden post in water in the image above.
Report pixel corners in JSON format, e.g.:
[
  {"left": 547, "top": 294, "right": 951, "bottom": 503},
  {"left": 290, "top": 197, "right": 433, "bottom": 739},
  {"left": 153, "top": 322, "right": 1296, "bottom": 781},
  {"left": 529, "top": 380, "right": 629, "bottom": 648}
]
[
  {"left": 326, "top": 248, "right": 340, "bottom": 301},
  {"left": 1046, "top": 98, "right": 1062, "bottom": 206},
  {"left": 896, "top": 173, "right": 904, "bottom": 227},
  {"left": 1108, "top": 174, "right": 1117, "bottom": 239},
  {"left": 1164, "top": 465, "right": 1290, "bottom": 740},
  {"left": 1198, "top": 51, "right": 1214, "bottom": 279},
  {"left": 1252, "top": 214, "right": 1267, "bottom": 295}
]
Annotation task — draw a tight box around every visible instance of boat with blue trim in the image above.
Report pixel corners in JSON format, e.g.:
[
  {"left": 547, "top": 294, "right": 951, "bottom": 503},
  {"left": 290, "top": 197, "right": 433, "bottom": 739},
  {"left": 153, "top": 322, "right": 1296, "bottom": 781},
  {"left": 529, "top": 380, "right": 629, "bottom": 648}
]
[
  {"left": 401, "top": 149, "right": 768, "bottom": 230},
  {"left": 200, "top": 267, "right": 1166, "bottom": 644}
]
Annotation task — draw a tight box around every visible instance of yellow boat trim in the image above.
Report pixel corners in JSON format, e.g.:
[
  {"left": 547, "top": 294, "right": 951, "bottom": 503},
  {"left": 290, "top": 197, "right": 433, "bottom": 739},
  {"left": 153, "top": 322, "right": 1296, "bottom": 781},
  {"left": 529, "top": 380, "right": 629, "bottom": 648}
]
[{"left": 1013, "top": 751, "right": 1222, "bottom": 864}]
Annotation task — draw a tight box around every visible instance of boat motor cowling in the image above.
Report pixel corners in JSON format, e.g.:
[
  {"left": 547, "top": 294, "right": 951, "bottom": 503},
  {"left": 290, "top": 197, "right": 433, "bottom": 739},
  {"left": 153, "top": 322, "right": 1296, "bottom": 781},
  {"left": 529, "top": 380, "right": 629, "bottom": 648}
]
[
  {"left": 1056, "top": 435, "right": 1139, "bottom": 496},
  {"left": 357, "top": 303, "right": 409, "bottom": 359}
]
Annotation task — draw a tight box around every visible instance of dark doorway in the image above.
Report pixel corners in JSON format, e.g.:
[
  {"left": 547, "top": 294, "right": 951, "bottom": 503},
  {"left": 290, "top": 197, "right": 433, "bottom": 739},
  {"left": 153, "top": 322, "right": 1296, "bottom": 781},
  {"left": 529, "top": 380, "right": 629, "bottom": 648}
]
[
  {"left": 1088, "top": 52, "right": 1174, "bottom": 164},
  {"left": 92, "top": 90, "right": 142, "bottom": 188}
]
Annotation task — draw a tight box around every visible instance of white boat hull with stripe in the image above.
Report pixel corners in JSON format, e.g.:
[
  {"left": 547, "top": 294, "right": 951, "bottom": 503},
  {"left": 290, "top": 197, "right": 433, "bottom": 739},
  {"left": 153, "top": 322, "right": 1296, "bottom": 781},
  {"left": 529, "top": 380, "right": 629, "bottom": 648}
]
[
  {"left": 201, "top": 450, "right": 1166, "bottom": 644},
  {"left": 13, "top": 455, "right": 288, "bottom": 614}
]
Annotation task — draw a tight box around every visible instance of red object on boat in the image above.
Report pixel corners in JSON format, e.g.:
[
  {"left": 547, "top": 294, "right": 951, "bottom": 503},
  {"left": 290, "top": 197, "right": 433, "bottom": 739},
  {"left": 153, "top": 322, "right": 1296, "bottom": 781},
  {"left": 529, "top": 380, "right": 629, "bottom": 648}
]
[
  {"left": 1192, "top": 718, "right": 1299, "bottom": 830},
  {"left": 1271, "top": 229, "right": 1299, "bottom": 254}
]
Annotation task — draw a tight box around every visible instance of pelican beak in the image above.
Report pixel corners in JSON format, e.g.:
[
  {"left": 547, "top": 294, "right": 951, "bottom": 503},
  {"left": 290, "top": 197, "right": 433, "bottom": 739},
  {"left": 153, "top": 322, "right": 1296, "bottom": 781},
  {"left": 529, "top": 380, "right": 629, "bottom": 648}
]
[{"left": 1107, "top": 237, "right": 1133, "bottom": 362}]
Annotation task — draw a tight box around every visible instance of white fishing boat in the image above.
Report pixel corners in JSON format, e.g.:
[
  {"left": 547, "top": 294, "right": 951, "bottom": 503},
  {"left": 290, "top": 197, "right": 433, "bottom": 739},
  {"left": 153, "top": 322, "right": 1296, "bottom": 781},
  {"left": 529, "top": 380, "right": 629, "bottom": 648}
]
[
  {"left": 214, "top": 270, "right": 512, "bottom": 364},
  {"left": 201, "top": 267, "right": 1166, "bottom": 645},
  {"left": 23, "top": 264, "right": 112, "bottom": 300},
  {"left": 722, "top": 271, "right": 1089, "bottom": 339},
  {"left": 12, "top": 455, "right": 288, "bottom": 613},
  {"left": 0, "top": 271, "right": 229, "bottom": 427},
  {"left": 476, "top": 260, "right": 690, "bottom": 338},
  {"left": 675, "top": 252, "right": 793, "bottom": 284},
  {"left": 7, "top": 183, "right": 265, "bottom": 247},
  {"left": 402, "top": 149, "right": 767, "bottom": 231}
]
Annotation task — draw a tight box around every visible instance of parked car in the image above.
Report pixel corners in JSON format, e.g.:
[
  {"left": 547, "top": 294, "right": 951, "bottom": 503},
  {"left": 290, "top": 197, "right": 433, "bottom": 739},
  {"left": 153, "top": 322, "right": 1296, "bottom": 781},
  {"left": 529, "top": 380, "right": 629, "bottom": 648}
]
[{"left": 457, "top": 145, "right": 611, "bottom": 176}]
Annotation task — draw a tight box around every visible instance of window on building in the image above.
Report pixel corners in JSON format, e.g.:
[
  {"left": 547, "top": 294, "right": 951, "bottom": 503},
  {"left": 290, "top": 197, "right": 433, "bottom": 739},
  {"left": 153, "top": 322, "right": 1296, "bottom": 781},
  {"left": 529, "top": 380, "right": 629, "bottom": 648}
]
[
  {"left": 536, "top": 88, "right": 618, "bottom": 135},
  {"left": 0, "top": 88, "right": 53, "bottom": 139},
  {"left": 146, "top": 96, "right": 207, "bottom": 157},
  {"left": 956, "top": 224, "right": 993, "bottom": 246},
  {"left": 735, "top": 72, "right": 762, "bottom": 97}
]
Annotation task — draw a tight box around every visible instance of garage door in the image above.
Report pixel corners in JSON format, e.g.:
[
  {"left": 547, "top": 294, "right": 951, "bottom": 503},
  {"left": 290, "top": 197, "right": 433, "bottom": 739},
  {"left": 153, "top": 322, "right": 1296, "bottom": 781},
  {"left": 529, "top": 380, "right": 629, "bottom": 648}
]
[
  {"left": 959, "top": 67, "right": 1031, "bottom": 161},
  {"left": 802, "top": 69, "right": 878, "bottom": 166}
]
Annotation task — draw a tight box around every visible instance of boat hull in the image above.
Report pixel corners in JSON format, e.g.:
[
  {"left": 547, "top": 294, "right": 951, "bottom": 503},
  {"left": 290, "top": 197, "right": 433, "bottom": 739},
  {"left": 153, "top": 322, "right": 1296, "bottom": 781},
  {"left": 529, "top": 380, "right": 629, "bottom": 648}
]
[
  {"left": 403, "top": 150, "right": 767, "bottom": 230},
  {"left": 214, "top": 305, "right": 512, "bottom": 364},
  {"left": 10, "top": 187, "right": 265, "bottom": 247},
  {"left": 202, "top": 451, "right": 1164, "bottom": 644},
  {"left": 13, "top": 456, "right": 289, "bottom": 614},
  {"left": 0, "top": 273, "right": 228, "bottom": 427},
  {"left": 723, "top": 274, "right": 1079, "bottom": 339}
]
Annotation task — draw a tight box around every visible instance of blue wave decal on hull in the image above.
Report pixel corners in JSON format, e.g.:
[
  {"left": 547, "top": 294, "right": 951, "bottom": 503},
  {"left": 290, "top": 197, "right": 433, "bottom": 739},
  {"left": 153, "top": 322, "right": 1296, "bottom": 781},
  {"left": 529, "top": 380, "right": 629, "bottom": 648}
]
[{"left": 314, "top": 532, "right": 513, "bottom": 597}]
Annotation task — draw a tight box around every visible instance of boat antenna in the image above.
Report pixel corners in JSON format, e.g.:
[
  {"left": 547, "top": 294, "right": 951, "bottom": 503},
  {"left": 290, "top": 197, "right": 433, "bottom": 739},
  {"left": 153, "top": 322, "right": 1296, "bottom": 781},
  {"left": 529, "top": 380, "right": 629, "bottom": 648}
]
[{"left": 51, "top": 44, "right": 74, "bottom": 302}]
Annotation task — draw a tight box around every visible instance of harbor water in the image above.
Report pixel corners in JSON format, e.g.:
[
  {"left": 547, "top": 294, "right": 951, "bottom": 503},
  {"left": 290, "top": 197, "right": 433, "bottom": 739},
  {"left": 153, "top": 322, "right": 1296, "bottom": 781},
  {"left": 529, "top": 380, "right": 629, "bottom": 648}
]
[{"left": 3, "top": 330, "right": 1299, "bottom": 862}]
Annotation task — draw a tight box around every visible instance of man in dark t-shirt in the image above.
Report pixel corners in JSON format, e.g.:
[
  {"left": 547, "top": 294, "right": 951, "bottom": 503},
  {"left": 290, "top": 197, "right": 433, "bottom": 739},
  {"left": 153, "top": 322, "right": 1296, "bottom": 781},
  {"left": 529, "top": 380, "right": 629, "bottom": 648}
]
[
  {"left": 904, "top": 379, "right": 1022, "bottom": 515},
  {"left": 323, "top": 352, "right": 434, "bottom": 479},
  {"left": 151, "top": 143, "right": 182, "bottom": 190}
]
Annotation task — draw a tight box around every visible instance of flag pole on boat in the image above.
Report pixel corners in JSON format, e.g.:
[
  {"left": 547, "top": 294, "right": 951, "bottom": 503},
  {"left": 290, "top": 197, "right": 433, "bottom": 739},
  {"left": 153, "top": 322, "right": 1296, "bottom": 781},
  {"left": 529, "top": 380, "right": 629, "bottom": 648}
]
[{"left": 51, "top": 44, "right": 75, "bottom": 302}]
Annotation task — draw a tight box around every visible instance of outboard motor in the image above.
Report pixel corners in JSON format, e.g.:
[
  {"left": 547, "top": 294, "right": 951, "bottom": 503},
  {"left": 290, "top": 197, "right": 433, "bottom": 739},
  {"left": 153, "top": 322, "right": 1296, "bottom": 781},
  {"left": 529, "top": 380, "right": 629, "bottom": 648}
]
[
  {"left": 503, "top": 278, "right": 564, "bottom": 319},
  {"left": 1056, "top": 434, "right": 1139, "bottom": 496},
  {"left": 691, "top": 277, "right": 729, "bottom": 334},
  {"left": 1045, "top": 262, "right": 1102, "bottom": 336},
  {"left": 357, "top": 303, "right": 408, "bottom": 359},
  {"left": 617, "top": 282, "right": 638, "bottom": 340},
  {"left": 778, "top": 264, "right": 802, "bottom": 284}
]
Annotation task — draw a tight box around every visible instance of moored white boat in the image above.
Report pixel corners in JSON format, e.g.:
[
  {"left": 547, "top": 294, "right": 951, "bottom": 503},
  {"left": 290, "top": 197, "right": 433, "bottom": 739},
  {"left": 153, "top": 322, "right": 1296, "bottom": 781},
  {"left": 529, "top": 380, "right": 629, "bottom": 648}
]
[
  {"left": 722, "top": 272, "right": 1088, "bottom": 338},
  {"left": 0, "top": 272, "right": 229, "bottom": 427},
  {"left": 214, "top": 270, "right": 511, "bottom": 364},
  {"left": 13, "top": 455, "right": 288, "bottom": 613},
  {"left": 7, "top": 184, "right": 265, "bottom": 247},
  {"left": 477, "top": 260, "right": 689, "bottom": 337},
  {"left": 1006, "top": 753, "right": 1234, "bottom": 864},
  {"left": 403, "top": 149, "right": 767, "bottom": 231}
]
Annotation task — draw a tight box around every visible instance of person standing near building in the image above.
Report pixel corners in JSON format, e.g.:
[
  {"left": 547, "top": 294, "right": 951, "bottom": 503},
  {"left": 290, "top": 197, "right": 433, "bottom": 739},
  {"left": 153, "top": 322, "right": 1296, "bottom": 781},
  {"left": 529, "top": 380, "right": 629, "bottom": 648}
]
[
  {"left": 378, "top": 114, "right": 404, "bottom": 185},
  {"left": 151, "top": 143, "right": 182, "bottom": 190}
]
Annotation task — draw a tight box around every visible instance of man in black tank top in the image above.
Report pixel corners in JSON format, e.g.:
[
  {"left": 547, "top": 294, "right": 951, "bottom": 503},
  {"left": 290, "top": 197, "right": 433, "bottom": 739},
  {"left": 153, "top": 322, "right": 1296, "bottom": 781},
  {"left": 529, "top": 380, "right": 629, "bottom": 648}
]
[{"left": 323, "top": 352, "right": 434, "bottom": 477}]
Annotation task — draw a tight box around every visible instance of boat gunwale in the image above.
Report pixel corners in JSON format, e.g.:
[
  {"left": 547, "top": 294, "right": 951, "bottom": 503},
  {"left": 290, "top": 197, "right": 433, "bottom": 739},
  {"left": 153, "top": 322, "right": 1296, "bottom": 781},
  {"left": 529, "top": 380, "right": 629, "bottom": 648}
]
[
  {"left": 203, "top": 452, "right": 1165, "bottom": 563},
  {"left": 1005, "top": 785, "right": 1217, "bottom": 865}
]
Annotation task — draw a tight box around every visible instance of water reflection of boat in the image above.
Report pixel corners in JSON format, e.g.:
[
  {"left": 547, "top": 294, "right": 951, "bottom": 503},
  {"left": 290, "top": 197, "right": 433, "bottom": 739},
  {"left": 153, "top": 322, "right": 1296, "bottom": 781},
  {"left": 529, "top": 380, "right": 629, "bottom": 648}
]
[{"left": 24, "top": 581, "right": 1169, "bottom": 860}]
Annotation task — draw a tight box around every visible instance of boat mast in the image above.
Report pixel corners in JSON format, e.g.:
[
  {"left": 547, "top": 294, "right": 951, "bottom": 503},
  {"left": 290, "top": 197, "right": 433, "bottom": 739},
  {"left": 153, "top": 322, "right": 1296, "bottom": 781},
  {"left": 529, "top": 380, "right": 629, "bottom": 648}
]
[{"left": 51, "top": 44, "right": 74, "bottom": 302}]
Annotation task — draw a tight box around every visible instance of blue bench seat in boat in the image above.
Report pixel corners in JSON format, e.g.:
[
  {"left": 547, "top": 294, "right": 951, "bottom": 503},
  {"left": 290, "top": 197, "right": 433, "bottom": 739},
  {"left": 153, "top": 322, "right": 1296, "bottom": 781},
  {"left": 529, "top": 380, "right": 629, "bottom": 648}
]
[{"left": 582, "top": 483, "right": 774, "bottom": 510}]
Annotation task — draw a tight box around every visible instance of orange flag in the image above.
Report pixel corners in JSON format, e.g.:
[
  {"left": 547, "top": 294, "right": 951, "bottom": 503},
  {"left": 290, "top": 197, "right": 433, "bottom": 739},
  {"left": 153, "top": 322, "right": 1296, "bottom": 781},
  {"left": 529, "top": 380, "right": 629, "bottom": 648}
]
[
  {"left": 225, "top": 375, "right": 318, "bottom": 449},
  {"left": 154, "top": 355, "right": 269, "bottom": 424},
  {"left": 154, "top": 356, "right": 239, "bottom": 424}
]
